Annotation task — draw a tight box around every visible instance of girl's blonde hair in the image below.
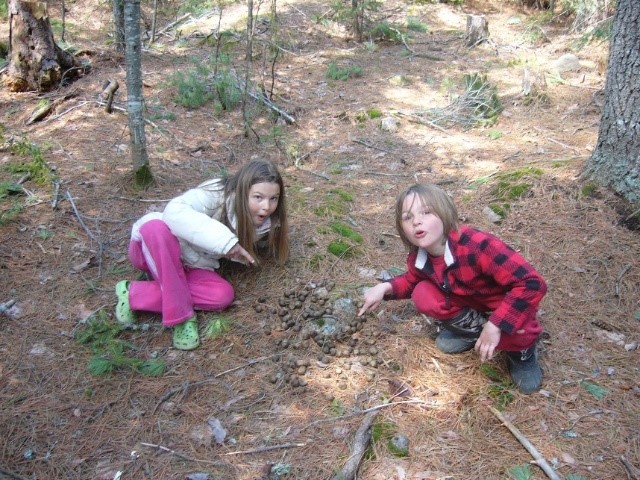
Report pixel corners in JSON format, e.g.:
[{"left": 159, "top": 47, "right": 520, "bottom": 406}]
[
  {"left": 395, "top": 184, "right": 459, "bottom": 249},
  {"left": 222, "top": 159, "right": 289, "bottom": 265}
]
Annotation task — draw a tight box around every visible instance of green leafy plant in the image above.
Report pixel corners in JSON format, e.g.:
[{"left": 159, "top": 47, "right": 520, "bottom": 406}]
[
  {"left": 479, "top": 363, "right": 515, "bottom": 409},
  {"left": 169, "top": 67, "right": 214, "bottom": 109},
  {"left": 508, "top": 464, "right": 533, "bottom": 480},
  {"left": 202, "top": 315, "right": 231, "bottom": 339},
  {"left": 491, "top": 167, "right": 544, "bottom": 209},
  {"left": 369, "top": 21, "right": 404, "bottom": 42},
  {"left": 430, "top": 73, "right": 502, "bottom": 128},
  {"left": 330, "top": 222, "right": 363, "bottom": 243},
  {"left": 326, "top": 62, "right": 364, "bottom": 81},
  {"left": 314, "top": 189, "right": 354, "bottom": 218},
  {"left": 0, "top": 201, "right": 23, "bottom": 225},
  {"left": 327, "top": 239, "right": 358, "bottom": 258},
  {"left": 7, "top": 140, "right": 55, "bottom": 184},
  {"left": 330, "top": 398, "right": 345, "bottom": 416},
  {"left": 406, "top": 16, "right": 428, "bottom": 33},
  {"left": 580, "top": 380, "right": 609, "bottom": 399},
  {"left": 212, "top": 68, "right": 241, "bottom": 111},
  {"left": 75, "top": 311, "right": 165, "bottom": 377}
]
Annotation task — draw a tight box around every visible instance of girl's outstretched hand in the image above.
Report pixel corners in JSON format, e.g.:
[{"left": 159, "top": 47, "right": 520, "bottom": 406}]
[
  {"left": 475, "top": 321, "right": 501, "bottom": 362},
  {"left": 225, "top": 243, "right": 256, "bottom": 266},
  {"left": 358, "top": 282, "right": 392, "bottom": 317}
]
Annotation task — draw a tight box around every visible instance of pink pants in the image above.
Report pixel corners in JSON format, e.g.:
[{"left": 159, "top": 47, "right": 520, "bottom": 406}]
[
  {"left": 127, "top": 219, "right": 234, "bottom": 327},
  {"left": 411, "top": 280, "right": 541, "bottom": 351}
]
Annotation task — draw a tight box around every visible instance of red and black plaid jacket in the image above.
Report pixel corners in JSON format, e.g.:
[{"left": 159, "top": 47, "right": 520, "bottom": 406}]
[{"left": 388, "top": 225, "right": 547, "bottom": 334}]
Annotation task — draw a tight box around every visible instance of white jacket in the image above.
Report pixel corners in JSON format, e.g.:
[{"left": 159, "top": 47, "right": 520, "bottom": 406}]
[{"left": 131, "top": 179, "right": 271, "bottom": 270}]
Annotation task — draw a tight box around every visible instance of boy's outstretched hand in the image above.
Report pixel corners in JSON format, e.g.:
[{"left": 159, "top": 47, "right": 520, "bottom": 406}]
[
  {"left": 475, "top": 321, "right": 501, "bottom": 362},
  {"left": 358, "top": 282, "right": 393, "bottom": 316},
  {"left": 225, "top": 243, "right": 256, "bottom": 266}
]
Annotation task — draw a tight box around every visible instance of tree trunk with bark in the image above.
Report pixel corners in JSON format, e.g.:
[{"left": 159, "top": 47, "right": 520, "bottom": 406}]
[
  {"left": 583, "top": 0, "right": 640, "bottom": 203},
  {"left": 5, "top": 0, "right": 80, "bottom": 92},
  {"left": 113, "top": 0, "right": 125, "bottom": 52},
  {"left": 124, "top": 0, "right": 152, "bottom": 186}
]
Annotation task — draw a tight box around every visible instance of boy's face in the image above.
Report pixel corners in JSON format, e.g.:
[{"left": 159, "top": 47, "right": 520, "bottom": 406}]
[
  {"left": 400, "top": 193, "right": 445, "bottom": 256},
  {"left": 248, "top": 182, "right": 280, "bottom": 226}
]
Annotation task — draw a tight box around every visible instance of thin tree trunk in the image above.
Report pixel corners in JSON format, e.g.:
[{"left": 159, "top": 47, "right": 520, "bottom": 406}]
[
  {"left": 124, "top": 0, "right": 152, "bottom": 186},
  {"left": 113, "top": 0, "right": 125, "bottom": 53}
]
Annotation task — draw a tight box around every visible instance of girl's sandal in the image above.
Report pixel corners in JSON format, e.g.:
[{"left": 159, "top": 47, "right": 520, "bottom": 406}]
[
  {"left": 115, "top": 280, "right": 136, "bottom": 325},
  {"left": 173, "top": 317, "right": 200, "bottom": 350}
]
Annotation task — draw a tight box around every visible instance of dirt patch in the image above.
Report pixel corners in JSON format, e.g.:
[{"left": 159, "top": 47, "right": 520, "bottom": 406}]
[{"left": 1, "top": 1, "right": 638, "bottom": 480}]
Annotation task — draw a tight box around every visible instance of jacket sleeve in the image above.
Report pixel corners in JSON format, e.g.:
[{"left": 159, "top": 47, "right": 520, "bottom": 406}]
[
  {"left": 388, "top": 251, "right": 424, "bottom": 300},
  {"left": 475, "top": 233, "right": 547, "bottom": 333},
  {"left": 162, "top": 186, "right": 238, "bottom": 256}
]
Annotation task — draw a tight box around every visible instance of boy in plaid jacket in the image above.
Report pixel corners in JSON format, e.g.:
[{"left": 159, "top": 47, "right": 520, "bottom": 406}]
[{"left": 358, "top": 184, "right": 547, "bottom": 394}]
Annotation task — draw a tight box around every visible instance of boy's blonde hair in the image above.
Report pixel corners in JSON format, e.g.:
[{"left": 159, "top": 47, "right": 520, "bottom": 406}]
[
  {"left": 395, "top": 184, "right": 459, "bottom": 249},
  {"left": 222, "top": 159, "right": 289, "bottom": 265}
]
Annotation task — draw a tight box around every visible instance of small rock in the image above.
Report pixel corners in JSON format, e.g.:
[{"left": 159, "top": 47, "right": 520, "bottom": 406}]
[{"left": 482, "top": 206, "right": 502, "bottom": 223}]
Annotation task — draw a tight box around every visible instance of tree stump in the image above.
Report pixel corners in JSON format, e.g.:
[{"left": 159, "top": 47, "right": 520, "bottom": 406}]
[
  {"left": 465, "top": 14, "right": 489, "bottom": 47},
  {"left": 5, "top": 0, "right": 80, "bottom": 92}
]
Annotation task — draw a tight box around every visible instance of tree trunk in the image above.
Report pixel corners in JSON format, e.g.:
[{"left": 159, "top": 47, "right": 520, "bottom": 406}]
[
  {"left": 583, "top": 0, "right": 640, "bottom": 203},
  {"left": 124, "top": 0, "right": 152, "bottom": 186},
  {"left": 352, "top": 0, "right": 363, "bottom": 42},
  {"left": 5, "top": 0, "right": 79, "bottom": 92},
  {"left": 113, "top": 0, "right": 125, "bottom": 53}
]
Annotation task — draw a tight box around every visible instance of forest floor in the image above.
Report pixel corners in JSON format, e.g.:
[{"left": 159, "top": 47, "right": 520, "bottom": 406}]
[{"left": 0, "top": 0, "right": 639, "bottom": 479}]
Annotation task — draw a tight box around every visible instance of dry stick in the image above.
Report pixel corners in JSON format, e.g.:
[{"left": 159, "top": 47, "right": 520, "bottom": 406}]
[
  {"left": 621, "top": 455, "right": 640, "bottom": 480},
  {"left": 154, "top": 354, "right": 278, "bottom": 413},
  {"left": 489, "top": 406, "right": 562, "bottom": 480},
  {"left": 140, "top": 442, "right": 227, "bottom": 466},
  {"left": 300, "top": 399, "right": 434, "bottom": 432},
  {"left": 66, "top": 189, "right": 98, "bottom": 243},
  {"left": 0, "top": 467, "right": 30, "bottom": 480},
  {"left": 395, "top": 110, "right": 450, "bottom": 135},
  {"left": 352, "top": 138, "right": 393, "bottom": 154},
  {"left": 332, "top": 410, "right": 379, "bottom": 480},
  {"left": 614, "top": 264, "right": 632, "bottom": 297},
  {"left": 224, "top": 443, "right": 305, "bottom": 456}
]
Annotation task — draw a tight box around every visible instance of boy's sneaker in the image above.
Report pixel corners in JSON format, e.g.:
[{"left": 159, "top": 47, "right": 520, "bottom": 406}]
[
  {"left": 435, "top": 308, "right": 487, "bottom": 354},
  {"left": 506, "top": 346, "right": 542, "bottom": 394}
]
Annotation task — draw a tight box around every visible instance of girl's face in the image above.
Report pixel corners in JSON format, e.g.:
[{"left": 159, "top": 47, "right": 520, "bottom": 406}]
[
  {"left": 401, "top": 193, "right": 445, "bottom": 256},
  {"left": 248, "top": 182, "right": 280, "bottom": 226}
]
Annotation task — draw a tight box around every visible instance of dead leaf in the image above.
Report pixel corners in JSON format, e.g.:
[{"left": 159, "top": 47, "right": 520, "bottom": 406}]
[{"left": 71, "top": 256, "right": 97, "bottom": 273}]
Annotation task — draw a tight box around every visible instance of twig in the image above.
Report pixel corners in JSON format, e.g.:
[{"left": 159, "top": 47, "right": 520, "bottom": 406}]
[
  {"left": 489, "top": 406, "right": 562, "bottom": 480},
  {"left": 300, "top": 399, "right": 435, "bottom": 431},
  {"left": 614, "top": 264, "right": 631, "bottom": 297},
  {"left": 0, "top": 467, "right": 30, "bottom": 480},
  {"left": 395, "top": 110, "right": 450, "bottom": 135},
  {"left": 625, "top": 206, "right": 640, "bottom": 222},
  {"left": 547, "top": 137, "right": 579, "bottom": 151},
  {"left": 362, "top": 171, "right": 410, "bottom": 177},
  {"left": 621, "top": 455, "right": 640, "bottom": 480},
  {"left": 0, "top": 299, "right": 17, "bottom": 315},
  {"left": 332, "top": 410, "right": 378, "bottom": 480},
  {"left": 51, "top": 179, "right": 61, "bottom": 209},
  {"left": 224, "top": 443, "right": 305, "bottom": 456},
  {"left": 140, "top": 442, "right": 227, "bottom": 466},
  {"left": 154, "top": 354, "right": 278, "bottom": 413},
  {"left": 352, "top": 139, "right": 393, "bottom": 154},
  {"left": 66, "top": 189, "right": 98, "bottom": 243}
]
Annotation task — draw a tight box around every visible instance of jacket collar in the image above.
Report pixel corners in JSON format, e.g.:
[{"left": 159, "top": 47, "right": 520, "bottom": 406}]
[{"left": 415, "top": 241, "right": 455, "bottom": 270}]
